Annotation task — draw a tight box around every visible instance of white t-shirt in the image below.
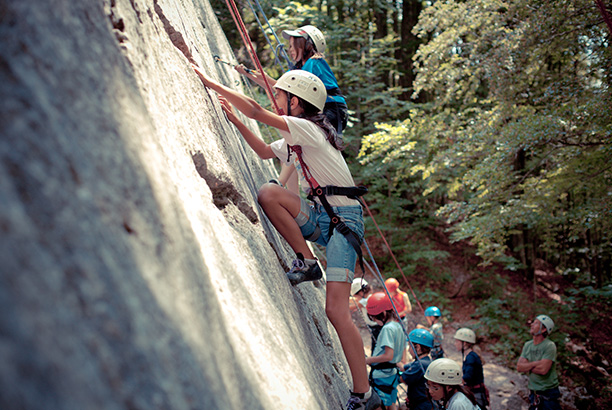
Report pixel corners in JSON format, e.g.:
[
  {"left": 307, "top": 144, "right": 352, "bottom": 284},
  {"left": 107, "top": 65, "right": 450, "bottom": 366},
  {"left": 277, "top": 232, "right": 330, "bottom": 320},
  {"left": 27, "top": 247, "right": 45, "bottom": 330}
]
[
  {"left": 270, "top": 116, "right": 358, "bottom": 208},
  {"left": 447, "top": 392, "right": 480, "bottom": 410}
]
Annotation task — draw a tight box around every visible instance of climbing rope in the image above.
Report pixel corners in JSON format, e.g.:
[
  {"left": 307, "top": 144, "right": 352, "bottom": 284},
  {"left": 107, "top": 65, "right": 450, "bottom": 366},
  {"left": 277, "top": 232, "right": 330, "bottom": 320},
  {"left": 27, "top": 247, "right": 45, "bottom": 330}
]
[
  {"left": 363, "top": 247, "right": 427, "bottom": 374},
  {"left": 244, "top": 0, "right": 292, "bottom": 70},
  {"left": 221, "top": 0, "right": 427, "bottom": 373},
  {"left": 361, "top": 198, "right": 425, "bottom": 316},
  {"left": 223, "top": 0, "right": 280, "bottom": 113}
]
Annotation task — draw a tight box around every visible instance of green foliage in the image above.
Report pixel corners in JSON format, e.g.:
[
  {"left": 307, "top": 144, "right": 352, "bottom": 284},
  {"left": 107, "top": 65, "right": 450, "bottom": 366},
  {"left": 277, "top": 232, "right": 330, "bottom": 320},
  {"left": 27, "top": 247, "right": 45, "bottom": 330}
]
[{"left": 358, "top": 0, "right": 612, "bottom": 284}]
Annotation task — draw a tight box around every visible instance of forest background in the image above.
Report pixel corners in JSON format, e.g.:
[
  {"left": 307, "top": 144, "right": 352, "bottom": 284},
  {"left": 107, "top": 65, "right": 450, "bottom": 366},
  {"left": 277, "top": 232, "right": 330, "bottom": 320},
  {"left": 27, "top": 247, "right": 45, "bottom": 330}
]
[{"left": 212, "top": 0, "right": 611, "bottom": 407}]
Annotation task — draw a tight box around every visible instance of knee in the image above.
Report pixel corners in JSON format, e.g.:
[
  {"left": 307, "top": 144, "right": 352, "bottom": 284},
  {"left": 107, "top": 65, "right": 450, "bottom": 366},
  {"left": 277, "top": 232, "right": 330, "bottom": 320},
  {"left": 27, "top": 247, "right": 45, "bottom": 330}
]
[
  {"left": 325, "top": 303, "right": 349, "bottom": 327},
  {"left": 257, "top": 182, "right": 281, "bottom": 206}
]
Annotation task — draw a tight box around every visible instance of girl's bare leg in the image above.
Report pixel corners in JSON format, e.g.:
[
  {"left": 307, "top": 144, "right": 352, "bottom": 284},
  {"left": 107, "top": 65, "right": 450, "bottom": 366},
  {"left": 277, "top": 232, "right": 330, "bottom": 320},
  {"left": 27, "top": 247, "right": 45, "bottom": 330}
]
[
  {"left": 257, "top": 183, "right": 314, "bottom": 259},
  {"left": 326, "top": 281, "right": 369, "bottom": 393}
]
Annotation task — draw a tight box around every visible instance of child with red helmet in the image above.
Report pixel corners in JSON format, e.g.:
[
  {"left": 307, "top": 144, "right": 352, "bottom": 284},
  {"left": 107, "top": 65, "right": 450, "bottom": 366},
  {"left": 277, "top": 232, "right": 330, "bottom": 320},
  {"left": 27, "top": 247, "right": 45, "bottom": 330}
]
[{"left": 365, "top": 292, "right": 407, "bottom": 410}]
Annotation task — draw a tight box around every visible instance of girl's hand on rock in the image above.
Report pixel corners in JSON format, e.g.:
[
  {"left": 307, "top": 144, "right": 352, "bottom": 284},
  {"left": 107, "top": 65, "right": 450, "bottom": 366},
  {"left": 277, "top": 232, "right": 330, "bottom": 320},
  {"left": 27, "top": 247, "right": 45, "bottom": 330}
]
[
  {"left": 219, "top": 96, "right": 240, "bottom": 125},
  {"left": 191, "top": 64, "right": 210, "bottom": 87}
]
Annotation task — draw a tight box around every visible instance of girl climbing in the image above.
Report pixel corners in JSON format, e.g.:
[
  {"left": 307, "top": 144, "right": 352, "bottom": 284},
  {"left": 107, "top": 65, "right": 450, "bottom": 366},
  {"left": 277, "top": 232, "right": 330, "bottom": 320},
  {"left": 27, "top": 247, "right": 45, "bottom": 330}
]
[
  {"left": 236, "top": 25, "right": 348, "bottom": 135},
  {"left": 191, "top": 67, "right": 379, "bottom": 410}
]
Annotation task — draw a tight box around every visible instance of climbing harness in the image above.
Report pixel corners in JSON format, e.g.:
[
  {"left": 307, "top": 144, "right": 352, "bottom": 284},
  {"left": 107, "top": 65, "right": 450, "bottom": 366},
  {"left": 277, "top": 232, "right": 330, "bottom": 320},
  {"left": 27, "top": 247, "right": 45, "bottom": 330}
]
[
  {"left": 287, "top": 144, "right": 368, "bottom": 273},
  {"left": 221, "top": 0, "right": 428, "bottom": 362},
  {"left": 368, "top": 362, "right": 401, "bottom": 395}
]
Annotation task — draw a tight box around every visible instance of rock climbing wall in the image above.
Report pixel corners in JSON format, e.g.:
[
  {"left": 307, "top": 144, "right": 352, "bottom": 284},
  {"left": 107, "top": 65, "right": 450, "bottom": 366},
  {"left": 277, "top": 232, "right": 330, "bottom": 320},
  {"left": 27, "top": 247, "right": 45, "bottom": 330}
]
[{"left": 0, "top": 0, "right": 351, "bottom": 408}]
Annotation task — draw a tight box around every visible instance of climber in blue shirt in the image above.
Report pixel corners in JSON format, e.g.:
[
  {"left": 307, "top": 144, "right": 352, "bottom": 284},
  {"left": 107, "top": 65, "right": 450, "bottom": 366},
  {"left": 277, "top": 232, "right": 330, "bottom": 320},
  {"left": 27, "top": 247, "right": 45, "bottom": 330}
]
[{"left": 236, "top": 25, "right": 348, "bottom": 136}]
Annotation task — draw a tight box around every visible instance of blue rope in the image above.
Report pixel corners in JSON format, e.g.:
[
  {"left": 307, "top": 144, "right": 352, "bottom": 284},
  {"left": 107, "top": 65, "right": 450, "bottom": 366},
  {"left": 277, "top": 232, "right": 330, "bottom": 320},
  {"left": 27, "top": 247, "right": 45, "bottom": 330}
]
[
  {"left": 244, "top": 0, "right": 293, "bottom": 70},
  {"left": 363, "top": 238, "right": 426, "bottom": 374}
]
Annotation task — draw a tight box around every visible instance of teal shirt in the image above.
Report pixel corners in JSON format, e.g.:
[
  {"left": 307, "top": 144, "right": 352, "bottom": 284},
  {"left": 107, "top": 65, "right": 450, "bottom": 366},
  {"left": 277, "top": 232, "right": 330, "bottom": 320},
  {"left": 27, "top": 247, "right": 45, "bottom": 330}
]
[
  {"left": 301, "top": 58, "right": 346, "bottom": 105},
  {"left": 520, "top": 338, "right": 559, "bottom": 391},
  {"left": 371, "top": 321, "right": 406, "bottom": 379}
]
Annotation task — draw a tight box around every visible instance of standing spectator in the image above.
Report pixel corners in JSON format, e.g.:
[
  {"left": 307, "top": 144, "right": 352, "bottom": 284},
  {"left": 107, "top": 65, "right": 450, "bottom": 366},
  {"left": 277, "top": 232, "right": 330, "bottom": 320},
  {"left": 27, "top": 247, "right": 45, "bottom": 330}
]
[
  {"left": 517, "top": 315, "right": 562, "bottom": 410},
  {"left": 418, "top": 306, "right": 444, "bottom": 359},
  {"left": 350, "top": 278, "right": 382, "bottom": 351},
  {"left": 401, "top": 329, "right": 439, "bottom": 410},
  {"left": 384, "top": 278, "right": 412, "bottom": 321},
  {"left": 366, "top": 292, "right": 407, "bottom": 410},
  {"left": 454, "top": 328, "right": 489, "bottom": 409}
]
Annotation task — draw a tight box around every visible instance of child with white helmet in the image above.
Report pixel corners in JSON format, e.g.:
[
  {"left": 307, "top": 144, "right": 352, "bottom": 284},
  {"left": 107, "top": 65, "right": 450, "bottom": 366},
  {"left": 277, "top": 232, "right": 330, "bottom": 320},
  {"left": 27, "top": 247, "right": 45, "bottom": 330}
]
[
  {"left": 192, "top": 67, "right": 378, "bottom": 410},
  {"left": 454, "top": 328, "right": 489, "bottom": 409},
  {"left": 349, "top": 278, "right": 382, "bottom": 351},
  {"left": 237, "top": 25, "right": 348, "bottom": 136},
  {"left": 418, "top": 306, "right": 444, "bottom": 359},
  {"left": 425, "top": 358, "right": 480, "bottom": 410}
]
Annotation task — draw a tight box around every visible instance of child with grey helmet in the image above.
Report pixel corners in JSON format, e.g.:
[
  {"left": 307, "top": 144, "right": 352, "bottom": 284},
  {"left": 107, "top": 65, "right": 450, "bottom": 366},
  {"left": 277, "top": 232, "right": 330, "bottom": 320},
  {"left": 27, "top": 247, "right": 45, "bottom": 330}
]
[
  {"left": 517, "top": 315, "right": 561, "bottom": 410},
  {"left": 192, "top": 67, "right": 379, "bottom": 410},
  {"left": 401, "top": 329, "right": 439, "bottom": 410},
  {"left": 425, "top": 358, "right": 480, "bottom": 410},
  {"left": 454, "top": 328, "right": 489, "bottom": 409}
]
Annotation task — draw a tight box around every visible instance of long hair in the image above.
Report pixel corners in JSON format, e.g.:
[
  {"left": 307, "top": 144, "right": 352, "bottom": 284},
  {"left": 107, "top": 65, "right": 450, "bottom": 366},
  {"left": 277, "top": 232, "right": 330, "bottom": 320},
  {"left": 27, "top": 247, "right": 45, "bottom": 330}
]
[
  {"left": 292, "top": 36, "right": 322, "bottom": 69},
  {"left": 296, "top": 97, "right": 343, "bottom": 150},
  {"left": 441, "top": 385, "right": 479, "bottom": 408}
]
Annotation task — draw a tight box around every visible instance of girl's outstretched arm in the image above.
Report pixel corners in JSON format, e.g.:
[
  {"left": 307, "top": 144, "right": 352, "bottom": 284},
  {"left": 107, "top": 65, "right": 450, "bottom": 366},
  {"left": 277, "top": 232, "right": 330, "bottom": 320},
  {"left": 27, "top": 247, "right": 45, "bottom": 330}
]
[
  {"left": 192, "top": 65, "right": 288, "bottom": 133},
  {"left": 235, "top": 64, "right": 277, "bottom": 89},
  {"left": 218, "top": 96, "right": 275, "bottom": 159}
]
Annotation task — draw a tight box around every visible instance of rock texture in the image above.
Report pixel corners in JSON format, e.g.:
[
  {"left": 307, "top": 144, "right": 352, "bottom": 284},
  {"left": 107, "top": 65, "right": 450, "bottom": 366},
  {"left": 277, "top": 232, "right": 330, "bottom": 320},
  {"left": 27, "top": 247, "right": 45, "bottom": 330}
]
[{"left": 0, "top": 0, "right": 351, "bottom": 408}]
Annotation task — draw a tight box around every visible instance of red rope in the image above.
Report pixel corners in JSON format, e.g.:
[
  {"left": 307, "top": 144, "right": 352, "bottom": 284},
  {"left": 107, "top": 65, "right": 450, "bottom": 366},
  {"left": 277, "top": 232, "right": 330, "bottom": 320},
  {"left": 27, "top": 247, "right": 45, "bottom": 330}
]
[
  {"left": 223, "top": 0, "right": 281, "bottom": 114},
  {"left": 361, "top": 199, "right": 425, "bottom": 315}
]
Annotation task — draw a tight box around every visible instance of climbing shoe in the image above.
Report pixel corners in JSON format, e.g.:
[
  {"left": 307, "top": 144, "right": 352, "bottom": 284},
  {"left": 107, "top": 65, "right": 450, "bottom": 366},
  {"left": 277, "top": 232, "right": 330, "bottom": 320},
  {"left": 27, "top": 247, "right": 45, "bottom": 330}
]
[
  {"left": 286, "top": 253, "right": 322, "bottom": 285},
  {"left": 345, "top": 388, "right": 382, "bottom": 410}
]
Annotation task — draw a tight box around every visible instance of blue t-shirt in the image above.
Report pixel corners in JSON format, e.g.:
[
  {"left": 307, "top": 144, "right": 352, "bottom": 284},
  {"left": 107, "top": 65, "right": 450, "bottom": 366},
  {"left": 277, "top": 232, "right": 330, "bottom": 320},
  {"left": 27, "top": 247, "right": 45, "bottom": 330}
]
[
  {"left": 301, "top": 58, "right": 346, "bottom": 105},
  {"left": 462, "top": 351, "right": 485, "bottom": 387},
  {"left": 401, "top": 356, "right": 433, "bottom": 409},
  {"left": 371, "top": 321, "right": 406, "bottom": 379}
]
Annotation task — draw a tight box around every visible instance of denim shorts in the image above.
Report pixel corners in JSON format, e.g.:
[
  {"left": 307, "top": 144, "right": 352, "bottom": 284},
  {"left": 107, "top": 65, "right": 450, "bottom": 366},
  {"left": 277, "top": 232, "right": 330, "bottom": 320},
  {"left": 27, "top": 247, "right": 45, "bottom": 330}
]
[{"left": 294, "top": 198, "right": 364, "bottom": 283}]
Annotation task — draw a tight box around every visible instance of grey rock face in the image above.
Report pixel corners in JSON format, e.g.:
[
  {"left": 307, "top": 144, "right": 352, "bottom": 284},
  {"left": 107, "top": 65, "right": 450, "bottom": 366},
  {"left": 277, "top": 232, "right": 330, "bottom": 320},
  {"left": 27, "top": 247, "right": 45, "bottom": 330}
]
[{"left": 0, "top": 0, "right": 350, "bottom": 408}]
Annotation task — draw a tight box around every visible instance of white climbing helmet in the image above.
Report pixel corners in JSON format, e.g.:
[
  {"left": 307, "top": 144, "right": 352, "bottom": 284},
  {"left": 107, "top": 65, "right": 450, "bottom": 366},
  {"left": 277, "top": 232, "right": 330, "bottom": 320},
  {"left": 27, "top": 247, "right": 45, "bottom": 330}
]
[
  {"left": 425, "top": 358, "right": 463, "bottom": 386},
  {"left": 454, "top": 328, "right": 476, "bottom": 344},
  {"left": 274, "top": 70, "right": 327, "bottom": 112},
  {"left": 351, "top": 278, "right": 369, "bottom": 296},
  {"left": 282, "top": 25, "right": 327, "bottom": 54},
  {"left": 536, "top": 314, "right": 554, "bottom": 334}
]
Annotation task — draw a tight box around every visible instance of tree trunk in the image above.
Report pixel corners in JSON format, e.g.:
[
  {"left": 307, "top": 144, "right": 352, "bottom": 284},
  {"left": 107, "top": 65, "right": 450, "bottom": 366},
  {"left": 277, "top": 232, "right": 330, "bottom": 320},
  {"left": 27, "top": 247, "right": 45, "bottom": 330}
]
[{"left": 398, "top": 0, "right": 422, "bottom": 99}]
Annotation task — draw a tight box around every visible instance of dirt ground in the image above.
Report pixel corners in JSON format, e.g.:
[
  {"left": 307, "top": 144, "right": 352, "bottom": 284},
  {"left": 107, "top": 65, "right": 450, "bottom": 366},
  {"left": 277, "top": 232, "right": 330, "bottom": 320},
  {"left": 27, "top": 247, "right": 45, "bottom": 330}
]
[{"left": 353, "top": 310, "right": 534, "bottom": 410}]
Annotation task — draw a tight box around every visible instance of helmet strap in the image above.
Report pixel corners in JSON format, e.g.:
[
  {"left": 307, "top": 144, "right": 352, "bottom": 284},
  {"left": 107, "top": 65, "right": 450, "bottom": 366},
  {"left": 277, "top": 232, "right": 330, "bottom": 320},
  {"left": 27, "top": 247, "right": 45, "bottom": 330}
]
[
  {"left": 535, "top": 321, "right": 544, "bottom": 336},
  {"left": 286, "top": 92, "right": 293, "bottom": 117}
]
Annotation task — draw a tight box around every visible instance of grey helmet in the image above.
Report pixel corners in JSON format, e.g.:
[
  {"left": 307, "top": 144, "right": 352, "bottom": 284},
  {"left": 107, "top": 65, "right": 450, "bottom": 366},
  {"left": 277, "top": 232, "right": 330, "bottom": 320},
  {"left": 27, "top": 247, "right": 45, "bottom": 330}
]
[{"left": 536, "top": 314, "right": 554, "bottom": 334}]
